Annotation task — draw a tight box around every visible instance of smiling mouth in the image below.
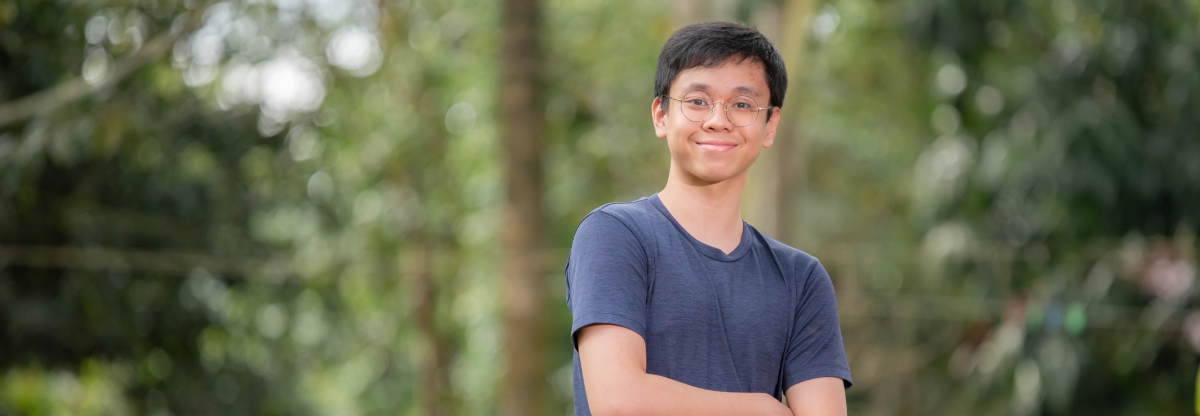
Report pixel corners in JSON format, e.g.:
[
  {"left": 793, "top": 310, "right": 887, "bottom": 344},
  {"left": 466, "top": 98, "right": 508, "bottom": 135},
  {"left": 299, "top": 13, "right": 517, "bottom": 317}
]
[{"left": 696, "top": 142, "right": 737, "bottom": 152}]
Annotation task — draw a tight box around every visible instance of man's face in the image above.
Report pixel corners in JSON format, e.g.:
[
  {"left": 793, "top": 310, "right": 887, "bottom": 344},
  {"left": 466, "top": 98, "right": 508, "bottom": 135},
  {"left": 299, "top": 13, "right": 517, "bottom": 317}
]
[{"left": 653, "top": 58, "right": 780, "bottom": 185}]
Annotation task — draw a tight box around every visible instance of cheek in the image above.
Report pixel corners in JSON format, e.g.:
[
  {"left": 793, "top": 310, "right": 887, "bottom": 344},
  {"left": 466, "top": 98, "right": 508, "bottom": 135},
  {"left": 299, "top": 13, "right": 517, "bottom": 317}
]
[
  {"left": 665, "top": 123, "right": 694, "bottom": 145},
  {"left": 663, "top": 129, "right": 688, "bottom": 153},
  {"left": 748, "top": 128, "right": 771, "bottom": 147}
]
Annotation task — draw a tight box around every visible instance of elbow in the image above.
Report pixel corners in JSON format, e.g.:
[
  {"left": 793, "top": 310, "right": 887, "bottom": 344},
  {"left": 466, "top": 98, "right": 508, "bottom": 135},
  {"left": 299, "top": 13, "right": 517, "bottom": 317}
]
[
  {"left": 591, "top": 397, "right": 640, "bottom": 416},
  {"left": 589, "top": 383, "right": 647, "bottom": 416}
]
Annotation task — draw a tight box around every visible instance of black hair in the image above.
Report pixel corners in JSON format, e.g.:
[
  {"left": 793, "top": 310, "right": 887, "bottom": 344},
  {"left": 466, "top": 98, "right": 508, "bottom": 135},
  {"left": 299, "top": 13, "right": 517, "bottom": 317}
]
[{"left": 654, "top": 22, "right": 787, "bottom": 121}]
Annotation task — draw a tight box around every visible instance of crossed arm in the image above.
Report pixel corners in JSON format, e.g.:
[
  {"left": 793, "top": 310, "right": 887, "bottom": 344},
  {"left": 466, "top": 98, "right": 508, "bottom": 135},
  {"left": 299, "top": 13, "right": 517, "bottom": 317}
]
[{"left": 577, "top": 323, "right": 847, "bottom": 416}]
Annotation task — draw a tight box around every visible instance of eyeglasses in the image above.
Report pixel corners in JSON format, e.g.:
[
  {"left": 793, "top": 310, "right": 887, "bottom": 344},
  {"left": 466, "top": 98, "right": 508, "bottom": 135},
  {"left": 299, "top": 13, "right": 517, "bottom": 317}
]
[{"left": 666, "top": 91, "right": 770, "bottom": 127}]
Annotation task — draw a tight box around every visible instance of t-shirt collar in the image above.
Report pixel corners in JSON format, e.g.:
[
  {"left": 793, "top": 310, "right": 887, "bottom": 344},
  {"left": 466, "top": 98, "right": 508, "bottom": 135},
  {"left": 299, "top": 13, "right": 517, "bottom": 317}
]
[{"left": 650, "top": 193, "right": 753, "bottom": 262}]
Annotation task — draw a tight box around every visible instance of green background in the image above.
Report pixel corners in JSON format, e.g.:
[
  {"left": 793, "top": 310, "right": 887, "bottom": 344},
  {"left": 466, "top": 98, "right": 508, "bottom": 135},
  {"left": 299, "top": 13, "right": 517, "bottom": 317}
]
[{"left": 1, "top": 0, "right": 1198, "bottom": 415}]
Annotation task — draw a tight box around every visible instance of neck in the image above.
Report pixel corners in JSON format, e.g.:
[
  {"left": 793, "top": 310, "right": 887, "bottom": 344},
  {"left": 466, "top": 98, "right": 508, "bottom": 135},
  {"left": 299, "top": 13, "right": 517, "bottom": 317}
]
[{"left": 657, "top": 163, "right": 748, "bottom": 254}]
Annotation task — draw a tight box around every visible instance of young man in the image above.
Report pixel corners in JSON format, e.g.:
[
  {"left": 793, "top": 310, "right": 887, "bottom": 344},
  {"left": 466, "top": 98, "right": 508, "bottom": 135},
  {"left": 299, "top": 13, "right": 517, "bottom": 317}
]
[{"left": 565, "top": 22, "right": 852, "bottom": 416}]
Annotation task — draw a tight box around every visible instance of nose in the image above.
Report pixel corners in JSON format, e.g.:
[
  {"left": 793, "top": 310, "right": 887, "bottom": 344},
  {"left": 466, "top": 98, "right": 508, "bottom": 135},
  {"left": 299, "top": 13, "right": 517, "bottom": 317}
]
[{"left": 701, "top": 101, "right": 734, "bottom": 131}]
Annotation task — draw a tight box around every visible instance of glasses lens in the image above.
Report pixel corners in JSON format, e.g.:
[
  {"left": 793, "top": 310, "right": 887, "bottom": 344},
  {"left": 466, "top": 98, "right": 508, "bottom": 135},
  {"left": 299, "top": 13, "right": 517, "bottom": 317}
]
[
  {"left": 680, "top": 91, "right": 713, "bottom": 122},
  {"left": 727, "top": 96, "right": 759, "bottom": 126}
]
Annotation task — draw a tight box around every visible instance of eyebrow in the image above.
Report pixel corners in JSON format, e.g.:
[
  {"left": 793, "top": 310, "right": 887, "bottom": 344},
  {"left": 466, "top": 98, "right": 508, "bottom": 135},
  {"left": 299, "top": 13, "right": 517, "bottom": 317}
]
[{"left": 681, "top": 83, "right": 763, "bottom": 98}]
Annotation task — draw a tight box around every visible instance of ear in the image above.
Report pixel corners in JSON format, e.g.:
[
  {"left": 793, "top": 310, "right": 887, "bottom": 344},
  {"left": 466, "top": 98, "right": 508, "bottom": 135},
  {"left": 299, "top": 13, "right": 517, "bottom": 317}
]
[
  {"left": 652, "top": 97, "right": 668, "bottom": 139},
  {"left": 762, "top": 107, "right": 780, "bottom": 148}
]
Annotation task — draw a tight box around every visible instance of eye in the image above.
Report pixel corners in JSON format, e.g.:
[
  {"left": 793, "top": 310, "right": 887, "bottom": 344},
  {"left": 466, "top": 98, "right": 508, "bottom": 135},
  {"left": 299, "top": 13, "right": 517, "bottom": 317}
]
[
  {"left": 686, "top": 98, "right": 709, "bottom": 106},
  {"left": 730, "top": 97, "right": 758, "bottom": 110}
]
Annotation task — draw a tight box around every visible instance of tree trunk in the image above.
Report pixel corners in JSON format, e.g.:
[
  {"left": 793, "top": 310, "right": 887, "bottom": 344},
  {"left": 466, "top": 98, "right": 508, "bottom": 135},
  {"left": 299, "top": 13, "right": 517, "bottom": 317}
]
[
  {"left": 499, "top": 0, "right": 547, "bottom": 415},
  {"left": 411, "top": 245, "right": 443, "bottom": 416},
  {"left": 771, "top": 0, "right": 817, "bottom": 246},
  {"left": 409, "top": 64, "right": 455, "bottom": 416}
]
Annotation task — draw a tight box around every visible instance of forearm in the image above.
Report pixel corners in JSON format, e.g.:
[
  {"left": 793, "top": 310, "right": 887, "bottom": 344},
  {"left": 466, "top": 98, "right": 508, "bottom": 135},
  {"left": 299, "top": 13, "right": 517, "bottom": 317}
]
[
  {"left": 784, "top": 377, "right": 847, "bottom": 416},
  {"left": 589, "top": 371, "right": 790, "bottom": 416},
  {"left": 577, "top": 324, "right": 792, "bottom": 416}
]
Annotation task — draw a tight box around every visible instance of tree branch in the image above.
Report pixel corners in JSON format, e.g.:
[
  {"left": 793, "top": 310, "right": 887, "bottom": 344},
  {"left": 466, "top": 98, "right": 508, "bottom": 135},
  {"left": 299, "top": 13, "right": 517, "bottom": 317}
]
[
  {"left": 0, "top": 2, "right": 213, "bottom": 129},
  {"left": 0, "top": 244, "right": 287, "bottom": 278}
]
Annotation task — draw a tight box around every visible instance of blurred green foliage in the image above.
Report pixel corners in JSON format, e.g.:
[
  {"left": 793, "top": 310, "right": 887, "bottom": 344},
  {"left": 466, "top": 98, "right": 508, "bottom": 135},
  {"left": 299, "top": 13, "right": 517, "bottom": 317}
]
[{"left": 0, "top": 0, "right": 1197, "bottom": 415}]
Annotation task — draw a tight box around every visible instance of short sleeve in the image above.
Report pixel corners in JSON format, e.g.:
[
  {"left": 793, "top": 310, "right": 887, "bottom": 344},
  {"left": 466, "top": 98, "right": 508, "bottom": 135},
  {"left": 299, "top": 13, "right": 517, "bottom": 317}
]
[
  {"left": 565, "top": 211, "right": 650, "bottom": 350},
  {"left": 783, "top": 260, "right": 853, "bottom": 390}
]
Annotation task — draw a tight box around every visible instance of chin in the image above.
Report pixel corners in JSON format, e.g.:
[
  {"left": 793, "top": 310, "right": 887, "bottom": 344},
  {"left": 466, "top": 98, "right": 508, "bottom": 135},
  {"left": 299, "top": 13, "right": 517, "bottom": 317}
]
[{"left": 687, "top": 164, "right": 742, "bottom": 184}]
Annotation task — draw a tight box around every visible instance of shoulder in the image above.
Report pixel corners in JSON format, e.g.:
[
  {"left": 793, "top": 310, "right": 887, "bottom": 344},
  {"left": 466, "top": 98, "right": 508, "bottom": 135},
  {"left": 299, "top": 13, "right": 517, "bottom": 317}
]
[
  {"left": 750, "top": 227, "right": 825, "bottom": 282},
  {"left": 594, "top": 197, "right": 658, "bottom": 226},
  {"left": 574, "top": 197, "right": 659, "bottom": 238},
  {"left": 567, "top": 198, "right": 658, "bottom": 271}
]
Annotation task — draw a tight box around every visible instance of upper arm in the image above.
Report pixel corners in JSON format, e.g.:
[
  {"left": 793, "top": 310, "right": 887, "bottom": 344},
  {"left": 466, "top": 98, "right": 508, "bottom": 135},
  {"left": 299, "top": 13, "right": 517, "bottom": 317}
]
[
  {"left": 785, "top": 377, "right": 846, "bottom": 416},
  {"left": 566, "top": 212, "right": 652, "bottom": 415},
  {"left": 566, "top": 211, "right": 650, "bottom": 348},
  {"left": 782, "top": 260, "right": 852, "bottom": 389},
  {"left": 576, "top": 324, "right": 648, "bottom": 416}
]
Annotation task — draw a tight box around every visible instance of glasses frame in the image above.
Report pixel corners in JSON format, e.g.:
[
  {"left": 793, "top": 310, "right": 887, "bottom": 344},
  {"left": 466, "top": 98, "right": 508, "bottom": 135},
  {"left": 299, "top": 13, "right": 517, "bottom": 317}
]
[{"left": 666, "top": 92, "right": 772, "bottom": 127}]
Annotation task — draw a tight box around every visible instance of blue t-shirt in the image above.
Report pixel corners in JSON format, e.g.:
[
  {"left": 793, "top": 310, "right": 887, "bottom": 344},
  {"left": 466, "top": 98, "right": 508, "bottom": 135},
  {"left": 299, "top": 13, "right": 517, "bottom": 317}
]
[{"left": 565, "top": 194, "right": 852, "bottom": 415}]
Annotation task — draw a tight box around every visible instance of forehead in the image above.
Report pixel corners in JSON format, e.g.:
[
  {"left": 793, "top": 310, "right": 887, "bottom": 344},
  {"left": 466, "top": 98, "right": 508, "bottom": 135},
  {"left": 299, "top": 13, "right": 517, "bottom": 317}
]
[{"left": 670, "top": 58, "right": 769, "bottom": 98}]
